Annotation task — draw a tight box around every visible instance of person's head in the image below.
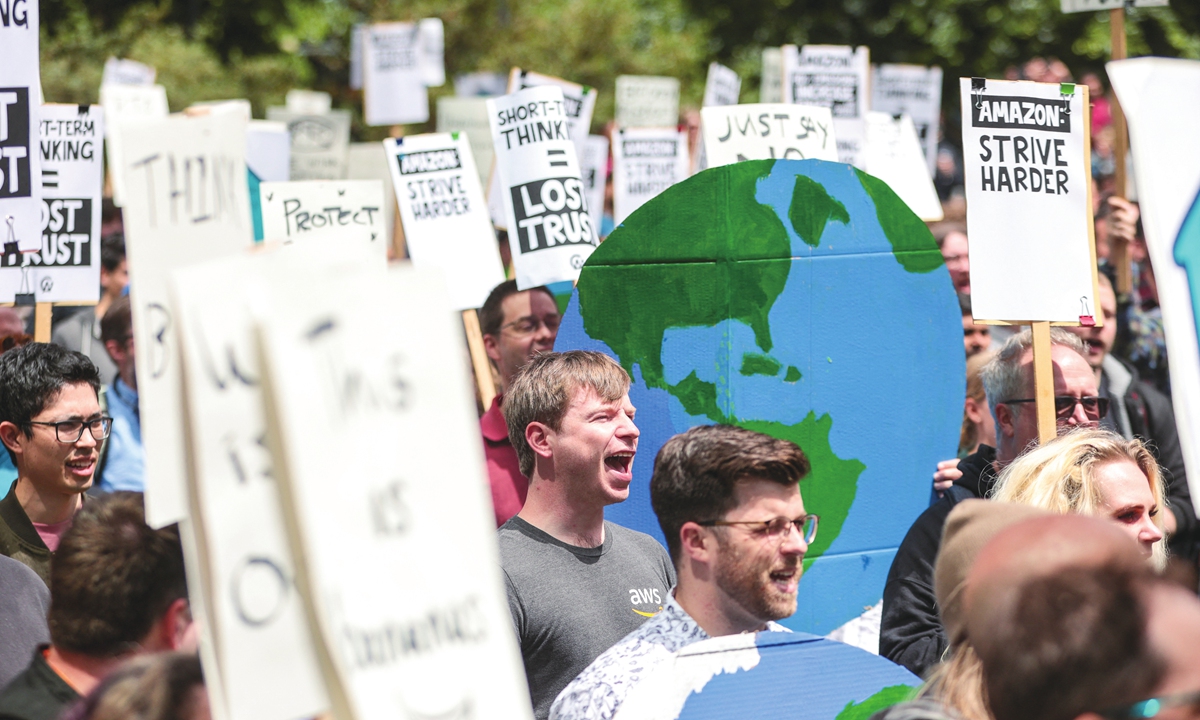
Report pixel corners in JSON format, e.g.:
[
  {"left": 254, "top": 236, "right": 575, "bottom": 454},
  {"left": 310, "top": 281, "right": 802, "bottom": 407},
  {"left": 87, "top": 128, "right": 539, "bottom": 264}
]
[
  {"left": 980, "top": 328, "right": 1097, "bottom": 464},
  {"left": 504, "top": 351, "right": 636, "bottom": 504},
  {"left": 0, "top": 307, "right": 24, "bottom": 338},
  {"left": 650, "top": 425, "right": 811, "bottom": 631},
  {"left": 959, "top": 293, "right": 991, "bottom": 357},
  {"left": 1067, "top": 274, "right": 1117, "bottom": 374},
  {"left": 991, "top": 428, "right": 1166, "bottom": 566},
  {"left": 49, "top": 492, "right": 191, "bottom": 658},
  {"left": 101, "top": 296, "right": 136, "bottom": 388},
  {"left": 100, "top": 234, "right": 128, "bottom": 301},
  {"left": 960, "top": 351, "right": 997, "bottom": 456},
  {"left": 1132, "top": 579, "right": 1200, "bottom": 720},
  {"left": 935, "top": 223, "right": 970, "bottom": 294},
  {"left": 480, "top": 280, "right": 559, "bottom": 393},
  {"left": 64, "top": 652, "right": 209, "bottom": 720},
  {"left": 0, "top": 343, "right": 104, "bottom": 493}
]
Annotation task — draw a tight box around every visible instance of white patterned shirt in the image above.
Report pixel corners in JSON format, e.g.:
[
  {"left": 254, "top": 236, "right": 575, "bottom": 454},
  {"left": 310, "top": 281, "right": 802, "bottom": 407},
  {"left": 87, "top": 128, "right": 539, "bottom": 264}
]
[{"left": 548, "top": 593, "right": 788, "bottom": 720}]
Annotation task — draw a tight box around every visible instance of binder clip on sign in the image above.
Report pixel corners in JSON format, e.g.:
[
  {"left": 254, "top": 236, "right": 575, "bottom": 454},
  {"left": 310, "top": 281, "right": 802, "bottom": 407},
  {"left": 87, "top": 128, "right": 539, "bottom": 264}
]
[{"left": 5, "top": 215, "right": 35, "bottom": 306}]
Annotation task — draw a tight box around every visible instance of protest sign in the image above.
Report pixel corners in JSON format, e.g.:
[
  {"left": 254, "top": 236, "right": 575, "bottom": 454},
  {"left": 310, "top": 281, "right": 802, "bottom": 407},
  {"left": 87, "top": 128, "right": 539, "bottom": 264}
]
[
  {"left": 257, "top": 263, "right": 533, "bottom": 720},
  {"left": 387, "top": 133, "right": 505, "bottom": 310},
  {"left": 959, "top": 78, "right": 1097, "bottom": 324},
  {"left": 363, "top": 22, "right": 429, "bottom": 127},
  {"left": 581, "top": 134, "right": 609, "bottom": 238},
  {"left": 285, "top": 90, "right": 331, "bottom": 116},
  {"left": 101, "top": 84, "right": 169, "bottom": 206},
  {"left": 0, "top": 104, "right": 103, "bottom": 303},
  {"left": 246, "top": 121, "right": 290, "bottom": 183},
  {"left": 782, "top": 45, "right": 870, "bottom": 168},
  {"left": 259, "top": 180, "right": 387, "bottom": 262},
  {"left": 864, "top": 112, "right": 943, "bottom": 221},
  {"left": 703, "top": 62, "right": 742, "bottom": 108},
  {"left": 418, "top": 18, "right": 445, "bottom": 87},
  {"left": 1107, "top": 57, "right": 1200, "bottom": 513},
  {"left": 0, "top": 0, "right": 42, "bottom": 254},
  {"left": 115, "top": 111, "right": 254, "bottom": 526},
  {"left": 350, "top": 26, "right": 365, "bottom": 90},
  {"left": 266, "top": 108, "right": 352, "bottom": 180},
  {"left": 102, "top": 57, "right": 156, "bottom": 86},
  {"left": 455, "top": 72, "right": 508, "bottom": 98},
  {"left": 871, "top": 64, "right": 943, "bottom": 177},
  {"left": 347, "top": 143, "right": 398, "bottom": 253},
  {"left": 612, "top": 128, "right": 689, "bottom": 224},
  {"left": 761, "top": 48, "right": 784, "bottom": 103},
  {"left": 488, "top": 86, "right": 598, "bottom": 289},
  {"left": 1062, "top": 0, "right": 1165, "bottom": 11},
  {"left": 701, "top": 103, "right": 838, "bottom": 167},
  {"left": 436, "top": 97, "right": 494, "bottom": 186},
  {"left": 615, "top": 75, "right": 681, "bottom": 129}
]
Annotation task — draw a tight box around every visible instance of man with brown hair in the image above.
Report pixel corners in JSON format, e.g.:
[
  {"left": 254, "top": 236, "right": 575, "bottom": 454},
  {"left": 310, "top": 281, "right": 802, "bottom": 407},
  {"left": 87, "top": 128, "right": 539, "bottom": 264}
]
[
  {"left": 499, "top": 351, "right": 674, "bottom": 720},
  {"left": 551, "top": 424, "right": 812, "bottom": 720},
  {"left": 96, "top": 295, "right": 143, "bottom": 492},
  {"left": 0, "top": 492, "right": 192, "bottom": 720}
]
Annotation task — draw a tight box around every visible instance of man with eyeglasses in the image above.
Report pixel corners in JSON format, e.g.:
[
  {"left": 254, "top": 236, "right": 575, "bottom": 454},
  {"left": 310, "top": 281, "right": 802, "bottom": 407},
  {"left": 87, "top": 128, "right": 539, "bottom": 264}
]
[
  {"left": 480, "top": 279, "right": 562, "bottom": 526},
  {"left": 96, "top": 296, "right": 144, "bottom": 493},
  {"left": 0, "top": 343, "right": 107, "bottom": 584},
  {"left": 550, "top": 425, "right": 812, "bottom": 720}
]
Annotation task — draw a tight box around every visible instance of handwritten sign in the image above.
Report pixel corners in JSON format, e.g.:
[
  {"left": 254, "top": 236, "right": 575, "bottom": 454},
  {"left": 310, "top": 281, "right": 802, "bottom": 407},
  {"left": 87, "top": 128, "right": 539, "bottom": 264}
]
[
  {"left": 581, "top": 134, "right": 609, "bottom": 238},
  {"left": 871, "top": 64, "right": 943, "bottom": 177},
  {"left": 100, "top": 84, "right": 168, "bottom": 207},
  {"left": 701, "top": 103, "right": 837, "bottom": 167},
  {"left": 0, "top": 104, "right": 103, "bottom": 303},
  {"left": 703, "top": 62, "right": 741, "bottom": 108},
  {"left": 363, "top": 22, "right": 429, "bottom": 127},
  {"left": 864, "top": 112, "right": 943, "bottom": 222},
  {"left": 266, "top": 108, "right": 351, "bottom": 181},
  {"left": 257, "top": 263, "right": 533, "bottom": 720},
  {"left": 782, "top": 45, "right": 870, "bottom": 168},
  {"left": 102, "top": 57, "right": 156, "bottom": 87},
  {"left": 0, "top": 0, "right": 42, "bottom": 254},
  {"left": 436, "top": 97, "right": 493, "bottom": 186},
  {"left": 488, "top": 86, "right": 598, "bottom": 289},
  {"left": 615, "top": 75, "right": 681, "bottom": 129},
  {"left": 960, "top": 78, "right": 1097, "bottom": 323},
  {"left": 347, "top": 143, "right": 398, "bottom": 254},
  {"left": 115, "top": 111, "right": 254, "bottom": 526},
  {"left": 386, "top": 133, "right": 505, "bottom": 310},
  {"left": 259, "top": 180, "right": 387, "bottom": 262},
  {"left": 613, "top": 128, "right": 688, "bottom": 224}
]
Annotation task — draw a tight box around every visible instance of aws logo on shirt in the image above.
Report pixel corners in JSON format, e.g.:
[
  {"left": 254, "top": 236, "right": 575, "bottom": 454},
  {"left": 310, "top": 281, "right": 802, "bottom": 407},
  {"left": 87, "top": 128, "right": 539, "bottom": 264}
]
[{"left": 629, "top": 588, "right": 663, "bottom": 618}]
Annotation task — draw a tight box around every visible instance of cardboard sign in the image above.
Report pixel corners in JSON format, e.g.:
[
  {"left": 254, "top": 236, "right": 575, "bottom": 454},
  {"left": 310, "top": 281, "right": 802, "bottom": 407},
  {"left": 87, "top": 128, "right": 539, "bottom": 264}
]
[
  {"left": 257, "top": 263, "right": 533, "bottom": 720},
  {"left": 613, "top": 128, "right": 689, "bottom": 224},
  {"left": 761, "top": 48, "right": 784, "bottom": 103},
  {"left": 266, "top": 108, "right": 352, "bottom": 181},
  {"left": 102, "top": 57, "right": 156, "bottom": 86},
  {"left": 0, "top": 105, "right": 104, "bottom": 303},
  {"left": 871, "top": 64, "right": 943, "bottom": 177},
  {"left": 864, "top": 112, "right": 943, "bottom": 222},
  {"left": 701, "top": 103, "right": 838, "bottom": 167},
  {"left": 285, "top": 90, "right": 332, "bottom": 116},
  {"left": 1107, "top": 58, "right": 1200, "bottom": 514},
  {"left": 0, "top": 0, "right": 42, "bottom": 254},
  {"left": 387, "top": 133, "right": 505, "bottom": 310},
  {"left": 581, "top": 134, "right": 609, "bottom": 238},
  {"left": 101, "top": 84, "right": 169, "bottom": 207},
  {"left": 783, "top": 45, "right": 870, "bottom": 169},
  {"left": 172, "top": 250, "right": 333, "bottom": 720},
  {"left": 1062, "top": 0, "right": 1166, "bottom": 11},
  {"left": 363, "top": 22, "right": 429, "bottom": 127},
  {"left": 960, "top": 78, "right": 1097, "bottom": 323},
  {"left": 615, "top": 75, "right": 681, "bottom": 129},
  {"left": 703, "top": 62, "right": 742, "bottom": 108},
  {"left": 259, "top": 180, "right": 387, "bottom": 261},
  {"left": 488, "top": 85, "right": 597, "bottom": 289},
  {"left": 115, "top": 111, "right": 254, "bottom": 526},
  {"left": 436, "top": 97, "right": 494, "bottom": 186}
]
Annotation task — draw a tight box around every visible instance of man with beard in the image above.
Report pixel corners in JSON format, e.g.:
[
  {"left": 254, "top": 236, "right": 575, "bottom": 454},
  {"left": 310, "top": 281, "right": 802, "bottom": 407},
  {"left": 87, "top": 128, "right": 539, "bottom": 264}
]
[{"left": 549, "top": 424, "right": 812, "bottom": 720}]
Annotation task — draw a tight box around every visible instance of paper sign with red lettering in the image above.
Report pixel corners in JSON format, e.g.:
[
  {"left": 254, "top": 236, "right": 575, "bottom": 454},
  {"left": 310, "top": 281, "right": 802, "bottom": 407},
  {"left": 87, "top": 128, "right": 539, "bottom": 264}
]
[{"left": 259, "top": 180, "right": 387, "bottom": 262}]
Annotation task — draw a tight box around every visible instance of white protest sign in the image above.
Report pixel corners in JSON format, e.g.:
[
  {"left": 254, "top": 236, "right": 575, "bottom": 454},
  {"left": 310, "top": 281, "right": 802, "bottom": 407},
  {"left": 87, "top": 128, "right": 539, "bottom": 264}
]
[
  {"left": 960, "top": 78, "right": 1097, "bottom": 323},
  {"left": 172, "top": 250, "right": 336, "bottom": 720},
  {"left": 761, "top": 48, "right": 784, "bottom": 103},
  {"left": 347, "top": 142, "right": 398, "bottom": 253},
  {"left": 437, "top": 97, "right": 494, "bottom": 186},
  {"left": 387, "top": 133, "right": 505, "bottom": 310},
  {"left": 703, "top": 62, "right": 741, "bottom": 108},
  {"left": 259, "top": 180, "right": 387, "bottom": 262},
  {"left": 612, "top": 128, "right": 688, "bottom": 225},
  {"left": 350, "top": 26, "right": 365, "bottom": 91},
  {"left": 246, "top": 121, "right": 290, "bottom": 183},
  {"left": 1107, "top": 58, "right": 1200, "bottom": 514},
  {"left": 0, "top": 0, "right": 42, "bottom": 254},
  {"left": 615, "top": 75, "right": 681, "bottom": 129},
  {"left": 363, "top": 22, "right": 429, "bottom": 127},
  {"left": 871, "top": 64, "right": 943, "bottom": 177},
  {"left": 258, "top": 263, "right": 533, "bottom": 720},
  {"left": 783, "top": 44, "right": 870, "bottom": 168},
  {"left": 0, "top": 105, "right": 103, "bottom": 303},
  {"left": 116, "top": 111, "right": 254, "bottom": 526},
  {"left": 1062, "top": 0, "right": 1166, "bottom": 11},
  {"left": 418, "top": 18, "right": 445, "bottom": 87},
  {"left": 287, "top": 90, "right": 332, "bottom": 116},
  {"left": 102, "top": 57, "right": 156, "bottom": 86},
  {"left": 100, "top": 84, "right": 168, "bottom": 206},
  {"left": 266, "top": 108, "right": 352, "bottom": 181},
  {"left": 581, "top": 134, "right": 609, "bottom": 238},
  {"left": 488, "top": 86, "right": 597, "bottom": 289},
  {"left": 701, "top": 103, "right": 837, "bottom": 167},
  {"left": 455, "top": 72, "right": 508, "bottom": 98},
  {"left": 864, "top": 112, "right": 943, "bottom": 221}
]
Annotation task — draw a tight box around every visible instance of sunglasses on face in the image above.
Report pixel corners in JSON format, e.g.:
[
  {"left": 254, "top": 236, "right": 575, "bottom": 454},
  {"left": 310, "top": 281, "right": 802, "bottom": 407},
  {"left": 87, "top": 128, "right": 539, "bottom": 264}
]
[{"left": 1001, "top": 396, "right": 1110, "bottom": 421}]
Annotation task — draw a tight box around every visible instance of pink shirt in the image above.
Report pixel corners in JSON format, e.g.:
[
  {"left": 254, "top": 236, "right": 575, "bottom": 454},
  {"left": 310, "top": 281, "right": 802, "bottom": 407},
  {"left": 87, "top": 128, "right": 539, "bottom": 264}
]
[
  {"left": 32, "top": 517, "right": 73, "bottom": 552},
  {"left": 481, "top": 395, "right": 528, "bottom": 527}
]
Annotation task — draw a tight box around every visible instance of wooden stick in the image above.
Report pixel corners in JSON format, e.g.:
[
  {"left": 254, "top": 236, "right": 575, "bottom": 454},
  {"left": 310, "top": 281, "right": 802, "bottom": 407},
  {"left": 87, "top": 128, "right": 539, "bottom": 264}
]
[
  {"left": 1031, "top": 321, "right": 1056, "bottom": 443},
  {"left": 1109, "top": 6, "right": 1132, "bottom": 295},
  {"left": 34, "top": 302, "right": 52, "bottom": 343},
  {"left": 462, "top": 309, "right": 497, "bottom": 410}
]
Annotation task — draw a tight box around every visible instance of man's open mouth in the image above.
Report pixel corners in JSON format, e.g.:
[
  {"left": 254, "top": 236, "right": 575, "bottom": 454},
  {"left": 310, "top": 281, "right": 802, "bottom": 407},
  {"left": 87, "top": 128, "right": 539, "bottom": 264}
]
[{"left": 604, "top": 452, "right": 635, "bottom": 475}]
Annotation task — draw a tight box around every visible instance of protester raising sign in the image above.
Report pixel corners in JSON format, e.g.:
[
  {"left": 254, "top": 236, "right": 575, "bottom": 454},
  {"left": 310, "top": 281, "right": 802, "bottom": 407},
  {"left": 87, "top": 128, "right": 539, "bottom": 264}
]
[
  {"left": 488, "top": 86, "right": 598, "bottom": 289},
  {"left": 701, "top": 103, "right": 838, "bottom": 167},
  {"left": 257, "top": 263, "right": 533, "bottom": 720},
  {"left": 960, "top": 78, "right": 1098, "bottom": 323},
  {"left": 259, "top": 180, "right": 387, "bottom": 261},
  {"left": 386, "top": 132, "right": 506, "bottom": 310},
  {"left": 0, "top": 105, "right": 104, "bottom": 303},
  {"left": 363, "top": 22, "right": 430, "bottom": 127},
  {"left": 615, "top": 75, "right": 681, "bottom": 129},
  {"left": 0, "top": 0, "right": 42, "bottom": 254},
  {"left": 612, "top": 128, "right": 689, "bottom": 224},
  {"left": 871, "top": 64, "right": 944, "bottom": 177},
  {"left": 266, "top": 107, "right": 352, "bottom": 181},
  {"left": 581, "top": 135, "right": 609, "bottom": 239},
  {"left": 864, "top": 112, "right": 943, "bottom": 222},
  {"left": 782, "top": 45, "right": 870, "bottom": 169}
]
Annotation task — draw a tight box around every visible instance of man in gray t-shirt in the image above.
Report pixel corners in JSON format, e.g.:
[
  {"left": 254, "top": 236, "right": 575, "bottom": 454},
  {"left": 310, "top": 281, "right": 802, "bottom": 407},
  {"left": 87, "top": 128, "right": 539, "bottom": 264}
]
[{"left": 498, "top": 351, "right": 674, "bottom": 720}]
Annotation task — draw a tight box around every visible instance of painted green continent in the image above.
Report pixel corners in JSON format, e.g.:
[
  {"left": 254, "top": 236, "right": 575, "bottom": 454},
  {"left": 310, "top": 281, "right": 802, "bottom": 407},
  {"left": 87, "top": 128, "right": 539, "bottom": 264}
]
[{"left": 835, "top": 685, "right": 918, "bottom": 720}]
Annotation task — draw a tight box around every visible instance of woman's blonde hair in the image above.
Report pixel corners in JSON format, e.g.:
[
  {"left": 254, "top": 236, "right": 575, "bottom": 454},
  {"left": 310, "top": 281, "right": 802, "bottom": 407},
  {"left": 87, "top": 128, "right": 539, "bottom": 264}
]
[
  {"left": 920, "top": 644, "right": 992, "bottom": 720},
  {"left": 990, "top": 427, "right": 1167, "bottom": 568},
  {"left": 959, "top": 351, "right": 994, "bottom": 455}
]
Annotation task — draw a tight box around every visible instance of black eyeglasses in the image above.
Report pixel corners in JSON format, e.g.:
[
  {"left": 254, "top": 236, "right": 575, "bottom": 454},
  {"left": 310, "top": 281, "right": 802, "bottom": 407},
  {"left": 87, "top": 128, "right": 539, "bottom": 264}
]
[
  {"left": 1001, "top": 396, "right": 1109, "bottom": 421},
  {"left": 1100, "top": 689, "right": 1200, "bottom": 718},
  {"left": 697, "top": 515, "right": 819, "bottom": 545},
  {"left": 29, "top": 417, "right": 113, "bottom": 443}
]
